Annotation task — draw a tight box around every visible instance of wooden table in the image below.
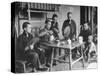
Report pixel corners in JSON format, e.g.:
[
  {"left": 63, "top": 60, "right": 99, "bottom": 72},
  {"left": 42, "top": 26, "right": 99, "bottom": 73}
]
[{"left": 41, "top": 41, "right": 85, "bottom": 71}]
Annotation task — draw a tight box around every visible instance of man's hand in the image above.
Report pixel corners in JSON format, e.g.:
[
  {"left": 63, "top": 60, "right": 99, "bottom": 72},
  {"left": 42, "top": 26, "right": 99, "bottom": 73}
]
[
  {"left": 53, "top": 28, "right": 59, "bottom": 33},
  {"left": 25, "top": 46, "right": 29, "bottom": 51},
  {"left": 38, "top": 48, "right": 45, "bottom": 53},
  {"left": 30, "top": 44, "right": 34, "bottom": 49},
  {"left": 25, "top": 44, "right": 34, "bottom": 51},
  {"left": 48, "top": 30, "right": 53, "bottom": 35}
]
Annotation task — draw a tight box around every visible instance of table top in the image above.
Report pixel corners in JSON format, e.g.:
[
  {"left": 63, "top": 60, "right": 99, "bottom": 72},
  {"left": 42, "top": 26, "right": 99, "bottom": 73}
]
[{"left": 41, "top": 41, "right": 85, "bottom": 50}]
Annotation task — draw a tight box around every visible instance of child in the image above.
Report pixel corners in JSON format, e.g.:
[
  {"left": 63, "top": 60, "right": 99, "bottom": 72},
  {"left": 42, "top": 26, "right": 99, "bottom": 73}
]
[{"left": 84, "top": 35, "right": 97, "bottom": 62}]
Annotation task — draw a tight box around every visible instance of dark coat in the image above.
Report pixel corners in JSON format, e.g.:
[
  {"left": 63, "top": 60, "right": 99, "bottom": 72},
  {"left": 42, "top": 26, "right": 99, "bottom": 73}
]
[
  {"left": 62, "top": 19, "right": 76, "bottom": 40},
  {"left": 50, "top": 21, "right": 59, "bottom": 39},
  {"left": 16, "top": 31, "right": 33, "bottom": 60},
  {"left": 79, "top": 29, "right": 92, "bottom": 42}
]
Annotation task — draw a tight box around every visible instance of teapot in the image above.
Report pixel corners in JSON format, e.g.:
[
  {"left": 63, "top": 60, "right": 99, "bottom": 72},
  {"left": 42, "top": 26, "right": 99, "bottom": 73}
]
[{"left": 50, "top": 35, "right": 55, "bottom": 42}]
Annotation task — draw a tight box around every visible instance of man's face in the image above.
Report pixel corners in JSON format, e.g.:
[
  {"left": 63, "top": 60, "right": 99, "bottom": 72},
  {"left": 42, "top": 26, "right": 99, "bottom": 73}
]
[
  {"left": 25, "top": 24, "right": 31, "bottom": 33},
  {"left": 84, "top": 23, "right": 88, "bottom": 30},
  {"left": 67, "top": 13, "right": 72, "bottom": 20},
  {"left": 53, "top": 17, "right": 58, "bottom": 22},
  {"left": 46, "top": 21, "right": 51, "bottom": 29}
]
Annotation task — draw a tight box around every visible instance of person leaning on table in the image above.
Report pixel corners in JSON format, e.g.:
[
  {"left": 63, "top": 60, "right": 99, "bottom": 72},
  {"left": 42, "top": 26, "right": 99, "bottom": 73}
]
[{"left": 38, "top": 19, "right": 54, "bottom": 67}]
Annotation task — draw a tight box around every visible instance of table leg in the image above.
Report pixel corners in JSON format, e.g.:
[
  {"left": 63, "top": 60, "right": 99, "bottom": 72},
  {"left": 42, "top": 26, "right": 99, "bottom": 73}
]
[
  {"left": 81, "top": 46, "right": 85, "bottom": 68},
  {"left": 69, "top": 48, "right": 72, "bottom": 70},
  {"left": 57, "top": 48, "right": 59, "bottom": 57},
  {"left": 50, "top": 47, "right": 54, "bottom": 71}
]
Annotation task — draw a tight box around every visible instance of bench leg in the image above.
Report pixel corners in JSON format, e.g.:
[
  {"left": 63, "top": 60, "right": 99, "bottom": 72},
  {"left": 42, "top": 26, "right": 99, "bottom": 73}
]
[{"left": 22, "top": 63, "right": 27, "bottom": 73}]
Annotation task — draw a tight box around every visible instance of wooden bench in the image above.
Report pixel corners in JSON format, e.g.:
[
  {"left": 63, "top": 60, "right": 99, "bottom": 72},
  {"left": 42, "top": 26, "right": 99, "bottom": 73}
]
[{"left": 15, "top": 60, "right": 32, "bottom": 73}]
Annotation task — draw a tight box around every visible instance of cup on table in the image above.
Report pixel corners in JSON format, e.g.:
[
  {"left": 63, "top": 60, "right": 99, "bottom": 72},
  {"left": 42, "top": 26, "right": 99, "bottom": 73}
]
[
  {"left": 79, "top": 36, "right": 83, "bottom": 44},
  {"left": 50, "top": 35, "right": 55, "bottom": 42},
  {"left": 67, "top": 39, "right": 71, "bottom": 44},
  {"left": 57, "top": 41, "right": 61, "bottom": 46},
  {"left": 56, "top": 40, "right": 60, "bottom": 43},
  {"left": 67, "top": 39, "right": 71, "bottom": 48}
]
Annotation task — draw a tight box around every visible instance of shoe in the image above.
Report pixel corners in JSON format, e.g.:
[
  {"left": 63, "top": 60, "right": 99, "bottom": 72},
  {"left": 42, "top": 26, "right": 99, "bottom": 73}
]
[
  {"left": 53, "top": 61, "right": 57, "bottom": 66},
  {"left": 32, "top": 68, "right": 37, "bottom": 72},
  {"left": 45, "top": 63, "right": 50, "bottom": 67},
  {"left": 37, "top": 67, "right": 48, "bottom": 71}
]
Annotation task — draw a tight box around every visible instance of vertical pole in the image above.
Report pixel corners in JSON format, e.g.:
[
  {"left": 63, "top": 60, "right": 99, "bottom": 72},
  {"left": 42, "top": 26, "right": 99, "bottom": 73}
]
[
  {"left": 50, "top": 47, "right": 54, "bottom": 71},
  {"left": 28, "top": 3, "right": 31, "bottom": 21},
  {"left": 81, "top": 44, "right": 85, "bottom": 68},
  {"left": 85, "top": 7, "right": 87, "bottom": 22},
  {"left": 92, "top": 7, "right": 94, "bottom": 36},
  {"left": 69, "top": 48, "right": 72, "bottom": 70},
  {"left": 18, "top": 11, "right": 20, "bottom": 35},
  {"left": 88, "top": 7, "right": 90, "bottom": 23}
]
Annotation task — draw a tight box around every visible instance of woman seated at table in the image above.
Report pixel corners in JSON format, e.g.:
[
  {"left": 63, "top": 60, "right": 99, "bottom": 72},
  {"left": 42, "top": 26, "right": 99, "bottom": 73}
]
[{"left": 38, "top": 19, "right": 54, "bottom": 67}]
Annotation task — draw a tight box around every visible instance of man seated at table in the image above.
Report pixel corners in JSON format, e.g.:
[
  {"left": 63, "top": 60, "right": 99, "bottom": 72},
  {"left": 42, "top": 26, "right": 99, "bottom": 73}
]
[
  {"left": 38, "top": 19, "right": 54, "bottom": 67},
  {"left": 78, "top": 22, "right": 92, "bottom": 58},
  {"left": 50, "top": 14, "right": 60, "bottom": 65},
  {"left": 31, "top": 27, "right": 46, "bottom": 66},
  {"left": 79, "top": 22, "right": 92, "bottom": 44},
  {"left": 16, "top": 22, "right": 47, "bottom": 72}
]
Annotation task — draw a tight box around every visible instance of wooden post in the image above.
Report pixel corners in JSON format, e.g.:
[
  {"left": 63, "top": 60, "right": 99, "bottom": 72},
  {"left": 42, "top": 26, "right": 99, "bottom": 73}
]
[
  {"left": 50, "top": 47, "right": 54, "bottom": 71},
  {"left": 69, "top": 48, "right": 72, "bottom": 70},
  {"left": 88, "top": 7, "right": 90, "bottom": 23},
  {"left": 81, "top": 45, "right": 85, "bottom": 68},
  {"left": 28, "top": 3, "right": 31, "bottom": 20},
  {"left": 18, "top": 11, "right": 20, "bottom": 36},
  {"left": 92, "top": 7, "right": 94, "bottom": 36},
  {"left": 85, "top": 7, "right": 87, "bottom": 22}
]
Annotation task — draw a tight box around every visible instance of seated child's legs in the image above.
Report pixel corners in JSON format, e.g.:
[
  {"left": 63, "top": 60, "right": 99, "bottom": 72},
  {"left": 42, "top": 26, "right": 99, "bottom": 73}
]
[
  {"left": 85, "top": 50, "right": 89, "bottom": 61},
  {"left": 90, "top": 51, "right": 96, "bottom": 58}
]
